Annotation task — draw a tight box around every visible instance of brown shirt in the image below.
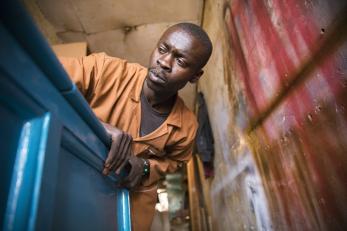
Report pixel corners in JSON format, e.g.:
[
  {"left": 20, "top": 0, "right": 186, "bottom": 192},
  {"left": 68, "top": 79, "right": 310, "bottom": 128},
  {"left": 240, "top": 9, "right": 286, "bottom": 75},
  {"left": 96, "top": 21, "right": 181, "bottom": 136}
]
[{"left": 59, "top": 52, "right": 198, "bottom": 230}]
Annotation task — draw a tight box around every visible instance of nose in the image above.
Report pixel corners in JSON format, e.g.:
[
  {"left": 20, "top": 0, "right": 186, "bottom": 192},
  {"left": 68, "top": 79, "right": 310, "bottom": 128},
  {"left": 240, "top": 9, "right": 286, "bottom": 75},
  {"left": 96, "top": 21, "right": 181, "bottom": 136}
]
[{"left": 157, "top": 54, "right": 172, "bottom": 72}]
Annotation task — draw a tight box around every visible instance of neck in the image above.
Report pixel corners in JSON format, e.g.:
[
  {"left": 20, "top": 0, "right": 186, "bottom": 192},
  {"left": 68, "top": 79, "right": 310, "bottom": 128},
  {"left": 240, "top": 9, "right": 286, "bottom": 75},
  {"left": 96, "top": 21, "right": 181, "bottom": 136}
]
[{"left": 143, "top": 80, "right": 176, "bottom": 113}]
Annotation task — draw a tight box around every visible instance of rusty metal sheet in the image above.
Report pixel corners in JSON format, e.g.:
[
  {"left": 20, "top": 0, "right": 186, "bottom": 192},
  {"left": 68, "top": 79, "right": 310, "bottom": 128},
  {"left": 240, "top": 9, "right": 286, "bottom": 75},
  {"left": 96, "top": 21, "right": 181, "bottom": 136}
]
[{"left": 224, "top": 0, "right": 347, "bottom": 230}]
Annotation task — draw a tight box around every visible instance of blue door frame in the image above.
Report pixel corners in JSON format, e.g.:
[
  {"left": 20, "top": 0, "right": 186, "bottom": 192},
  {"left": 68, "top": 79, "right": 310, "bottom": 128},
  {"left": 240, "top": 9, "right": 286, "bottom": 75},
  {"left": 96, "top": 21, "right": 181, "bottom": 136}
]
[{"left": 0, "top": 1, "right": 131, "bottom": 230}]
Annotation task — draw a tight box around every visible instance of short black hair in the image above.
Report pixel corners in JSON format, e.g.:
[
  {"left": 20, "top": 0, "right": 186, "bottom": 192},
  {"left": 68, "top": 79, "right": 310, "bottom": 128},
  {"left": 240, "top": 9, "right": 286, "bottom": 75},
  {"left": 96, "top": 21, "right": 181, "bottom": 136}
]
[{"left": 170, "top": 22, "right": 213, "bottom": 68}]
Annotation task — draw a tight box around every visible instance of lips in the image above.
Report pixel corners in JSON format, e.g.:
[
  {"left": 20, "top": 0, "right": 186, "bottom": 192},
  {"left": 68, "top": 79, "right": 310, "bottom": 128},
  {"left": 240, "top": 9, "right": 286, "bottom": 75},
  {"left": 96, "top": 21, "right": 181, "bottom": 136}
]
[{"left": 148, "top": 68, "right": 167, "bottom": 85}]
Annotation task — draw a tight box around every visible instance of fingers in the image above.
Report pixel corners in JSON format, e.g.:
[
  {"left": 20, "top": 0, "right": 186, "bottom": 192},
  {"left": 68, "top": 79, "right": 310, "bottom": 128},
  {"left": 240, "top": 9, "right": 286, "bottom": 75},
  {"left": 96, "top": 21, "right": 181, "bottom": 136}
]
[
  {"left": 121, "top": 169, "right": 142, "bottom": 189},
  {"left": 120, "top": 156, "right": 144, "bottom": 189},
  {"left": 102, "top": 142, "right": 118, "bottom": 175},
  {"left": 107, "top": 133, "right": 129, "bottom": 173},
  {"left": 114, "top": 134, "right": 132, "bottom": 174},
  {"left": 120, "top": 167, "right": 136, "bottom": 187},
  {"left": 103, "top": 132, "right": 133, "bottom": 175},
  {"left": 103, "top": 135, "right": 122, "bottom": 175},
  {"left": 116, "top": 157, "right": 131, "bottom": 175}
]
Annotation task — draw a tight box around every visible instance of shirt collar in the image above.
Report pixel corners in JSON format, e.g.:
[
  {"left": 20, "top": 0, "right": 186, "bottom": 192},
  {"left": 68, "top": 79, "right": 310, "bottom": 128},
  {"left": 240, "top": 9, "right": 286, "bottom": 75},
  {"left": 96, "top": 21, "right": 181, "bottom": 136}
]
[
  {"left": 166, "top": 96, "right": 183, "bottom": 128},
  {"left": 131, "top": 70, "right": 182, "bottom": 128}
]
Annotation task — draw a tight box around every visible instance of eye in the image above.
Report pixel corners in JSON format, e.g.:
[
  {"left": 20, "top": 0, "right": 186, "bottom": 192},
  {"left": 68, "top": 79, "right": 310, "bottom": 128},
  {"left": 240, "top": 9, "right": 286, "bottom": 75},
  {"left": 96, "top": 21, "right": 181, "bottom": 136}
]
[
  {"left": 176, "top": 58, "right": 187, "bottom": 67},
  {"left": 158, "top": 45, "right": 167, "bottom": 54}
]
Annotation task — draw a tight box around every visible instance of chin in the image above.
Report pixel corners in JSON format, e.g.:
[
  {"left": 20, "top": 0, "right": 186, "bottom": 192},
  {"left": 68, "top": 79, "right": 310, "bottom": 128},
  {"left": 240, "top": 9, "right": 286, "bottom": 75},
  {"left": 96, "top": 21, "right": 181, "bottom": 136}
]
[{"left": 146, "top": 78, "right": 165, "bottom": 93}]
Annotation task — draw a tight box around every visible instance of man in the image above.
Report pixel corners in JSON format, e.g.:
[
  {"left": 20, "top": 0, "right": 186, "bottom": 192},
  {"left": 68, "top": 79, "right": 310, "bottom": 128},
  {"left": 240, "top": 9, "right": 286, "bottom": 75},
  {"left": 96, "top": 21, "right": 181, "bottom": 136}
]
[{"left": 59, "top": 22, "right": 212, "bottom": 230}]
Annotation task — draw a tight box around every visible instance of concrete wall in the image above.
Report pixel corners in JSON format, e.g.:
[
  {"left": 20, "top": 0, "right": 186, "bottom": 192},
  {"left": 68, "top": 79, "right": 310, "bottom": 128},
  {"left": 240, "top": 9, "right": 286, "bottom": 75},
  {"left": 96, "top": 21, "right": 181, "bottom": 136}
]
[
  {"left": 200, "top": 0, "right": 347, "bottom": 230},
  {"left": 23, "top": 0, "right": 61, "bottom": 44},
  {"left": 200, "top": 0, "right": 269, "bottom": 230}
]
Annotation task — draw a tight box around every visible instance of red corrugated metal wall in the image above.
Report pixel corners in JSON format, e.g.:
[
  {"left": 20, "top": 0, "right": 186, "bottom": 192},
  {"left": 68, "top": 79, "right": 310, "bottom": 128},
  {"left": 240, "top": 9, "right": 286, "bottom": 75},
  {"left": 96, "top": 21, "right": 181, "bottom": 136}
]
[{"left": 224, "top": 0, "right": 347, "bottom": 230}]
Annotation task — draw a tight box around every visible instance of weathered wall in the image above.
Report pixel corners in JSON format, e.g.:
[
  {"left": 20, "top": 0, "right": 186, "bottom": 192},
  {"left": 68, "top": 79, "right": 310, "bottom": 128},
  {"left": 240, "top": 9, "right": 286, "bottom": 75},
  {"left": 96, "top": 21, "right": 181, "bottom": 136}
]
[
  {"left": 200, "top": 0, "right": 271, "bottom": 230},
  {"left": 200, "top": 0, "right": 347, "bottom": 230},
  {"left": 31, "top": 0, "right": 203, "bottom": 66}
]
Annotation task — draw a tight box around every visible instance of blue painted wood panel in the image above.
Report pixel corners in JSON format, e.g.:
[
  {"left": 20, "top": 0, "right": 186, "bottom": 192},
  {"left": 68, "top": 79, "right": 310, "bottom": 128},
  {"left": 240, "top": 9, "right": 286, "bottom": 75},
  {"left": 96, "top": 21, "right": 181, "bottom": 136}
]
[{"left": 0, "top": 1, "right": 131, "bottom": 230}]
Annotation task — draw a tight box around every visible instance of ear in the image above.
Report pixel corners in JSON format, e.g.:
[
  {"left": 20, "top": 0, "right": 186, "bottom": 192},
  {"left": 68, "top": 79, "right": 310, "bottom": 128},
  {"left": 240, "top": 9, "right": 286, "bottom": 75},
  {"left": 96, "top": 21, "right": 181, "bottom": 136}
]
[{"left": 189, "top": 70, "right": 204, "bottom": 83}]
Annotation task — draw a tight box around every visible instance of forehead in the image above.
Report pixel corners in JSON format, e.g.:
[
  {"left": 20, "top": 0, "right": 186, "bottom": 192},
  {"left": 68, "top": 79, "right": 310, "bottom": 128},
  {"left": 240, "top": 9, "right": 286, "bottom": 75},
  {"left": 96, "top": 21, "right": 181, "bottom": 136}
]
[{"left": 159, "top": 28, "right": 204, "bottom": 60}]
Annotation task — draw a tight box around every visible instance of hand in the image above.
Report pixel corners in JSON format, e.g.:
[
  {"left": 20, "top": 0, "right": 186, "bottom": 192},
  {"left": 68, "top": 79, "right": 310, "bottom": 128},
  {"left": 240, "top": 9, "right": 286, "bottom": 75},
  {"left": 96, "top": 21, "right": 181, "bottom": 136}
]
[
  {"left": 120, "top": 155, "right": 145, "bottom": 190},
  {"left": 102, "top": 122, "right": 133, "bottom": 175}
]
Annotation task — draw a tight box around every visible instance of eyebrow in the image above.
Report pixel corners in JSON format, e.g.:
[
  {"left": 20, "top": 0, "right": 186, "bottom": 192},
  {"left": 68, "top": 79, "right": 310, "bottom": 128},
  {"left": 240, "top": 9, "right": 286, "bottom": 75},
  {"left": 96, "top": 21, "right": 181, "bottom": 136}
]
[{"left": 161, "top": 42, "right": 191, "bottom": 59}]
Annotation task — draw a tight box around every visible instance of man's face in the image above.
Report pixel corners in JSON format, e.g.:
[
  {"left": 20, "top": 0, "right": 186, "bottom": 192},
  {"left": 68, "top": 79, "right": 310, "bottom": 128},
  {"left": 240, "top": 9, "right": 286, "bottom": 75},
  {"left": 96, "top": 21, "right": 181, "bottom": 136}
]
[{"left": 146, "top": 28, "right": 205, "bottom": 96}]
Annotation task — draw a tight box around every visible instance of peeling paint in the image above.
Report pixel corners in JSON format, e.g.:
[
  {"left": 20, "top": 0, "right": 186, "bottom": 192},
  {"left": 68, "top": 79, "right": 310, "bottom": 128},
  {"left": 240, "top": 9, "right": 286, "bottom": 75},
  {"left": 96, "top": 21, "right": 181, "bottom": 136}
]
[{"left": 201, "top": 0, "right": 347, "bottom": 230}]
